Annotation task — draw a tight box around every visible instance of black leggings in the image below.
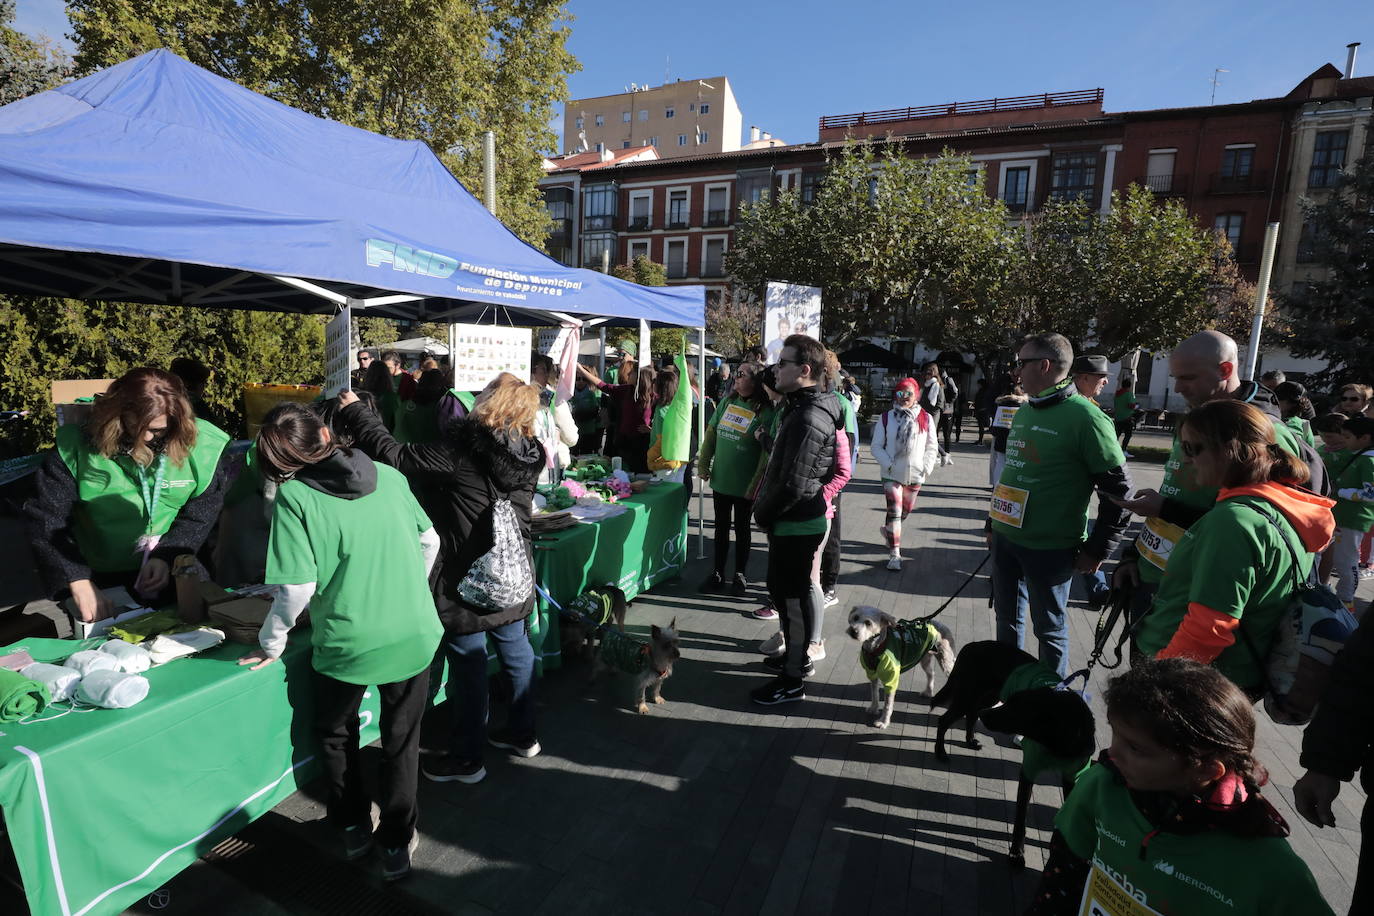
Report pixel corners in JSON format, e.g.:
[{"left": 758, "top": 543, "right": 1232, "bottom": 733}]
[
  {"left": 820, "top": 495, "right": 842, "bottom": 591},
  {"left": 1115, "top": 419, "right": 1135, "bottom": 450},
  {"left": 712, "top": 492, "right": 753, "bottom": 577}
]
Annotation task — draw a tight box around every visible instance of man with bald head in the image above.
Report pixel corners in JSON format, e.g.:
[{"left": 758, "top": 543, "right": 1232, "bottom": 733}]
[{"left": 1113, "top": 329, "right": 1329, "bottom": 610}]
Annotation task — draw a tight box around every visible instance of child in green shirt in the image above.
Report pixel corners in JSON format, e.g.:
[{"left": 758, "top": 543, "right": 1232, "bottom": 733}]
[{"left": 1328, "top": 415, "right": 1374, "bottom": 610}]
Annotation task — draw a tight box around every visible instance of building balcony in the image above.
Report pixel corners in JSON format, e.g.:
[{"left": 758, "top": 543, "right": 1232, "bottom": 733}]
[
  {"left": 1208, "top": 171, "right": 1269, "bottom": 194},
  {"left": 1308, "top": 168, "right": 1344, "bottom": 190},
  {"left": 704, "top": 209, "right": 730, "bottom": 227},
  {"left": 701, "top": 259, "right": 725, "bottom": 278},
  {"left": 584, "top": 214, "right": 618, "bottom": 231},
  {"left": 1136, "top": 174, "right": 1188, "bottom": 195},
  {"left": 627, "top": 215, "right": 651, "bottom": 230},
  {"left": 666, "top": 264, "right": 689, "bottom": 279},
  {"left": 667, "top": 216, "right": 690, "bottom": 230}
]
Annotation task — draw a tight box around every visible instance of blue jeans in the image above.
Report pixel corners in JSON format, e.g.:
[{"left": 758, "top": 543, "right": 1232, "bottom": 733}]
[
  {"left": 991, "top": 533, "right": 1076, "bottom": 676},
  {"left": 443, "top": 619, "right": 537, "bottom": 763}
]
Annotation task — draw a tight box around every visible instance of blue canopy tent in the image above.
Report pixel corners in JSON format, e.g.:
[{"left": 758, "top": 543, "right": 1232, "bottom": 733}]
[{"left": 0, "top": 49, "right": 704, "bottom": 328}]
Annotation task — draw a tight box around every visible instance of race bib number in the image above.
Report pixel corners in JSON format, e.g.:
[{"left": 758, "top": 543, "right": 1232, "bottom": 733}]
[
  {"left": 990, "top": 483, "right": 1030, "bottom": 528},
  {"left": 993, "top": 405, "right": 1019, "bottom": 429},
  {"left": 1079, "top": 863, "right": 1162, "bottom": 916},
  {"left": 1135, "top": 517, "right": 1185, "bottom": 573},
  {"left": 719, "top": 403, "right": 756, "bottom": 435}
]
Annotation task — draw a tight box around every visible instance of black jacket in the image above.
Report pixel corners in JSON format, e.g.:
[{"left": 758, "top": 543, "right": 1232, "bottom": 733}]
[
  {"left": 342, "top": 402, "right": 544, "bottom": 634},
  {"left": 753, "top": 387, "right": 842, "bottom": 530},
  {"left": 1301, "top": 618, "right": 1374, "bottom": 793}
]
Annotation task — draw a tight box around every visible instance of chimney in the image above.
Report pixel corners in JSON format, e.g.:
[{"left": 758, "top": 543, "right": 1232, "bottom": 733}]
[
  {"left": 762, "top": 132, "right": 771, "bottom": 141},
  {"left": 1347, "top": 42, "right": 1361, "bottom": 79},
  {"left": 749, "top": 125, "right": 760, "bottom": 143}
]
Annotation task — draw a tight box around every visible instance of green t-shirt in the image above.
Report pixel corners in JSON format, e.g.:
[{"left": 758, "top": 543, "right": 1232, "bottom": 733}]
[
  {"left": 1284, "top": 415, "right": 1315, "bottom": 448},
  {"left": 990, "top": 382, "right": 1124, "bottom": 550},
  {"left": 1057, "top": 763, "right": 1333, "bottom": 916},
  {"left": 265, "top": 462, "right": 442, "bottom": 686},
  {"left": 705, "top": 394, "right": 767, "bottom": 498},
  {"left": 998, "top": 662, "right": 1091, "bottom": 780},
  {"left": 837, "top": 393, "right": 858, "bottom": 440},
  {"left": 1331, "top": 449, "right": 1374, "bottom": 531},
  {"left": 1112, "top": 390, "right": 1137, "bottom": 419},
  {"left": 1135, "top": 495, "right": 1313, "bottom": 689}
]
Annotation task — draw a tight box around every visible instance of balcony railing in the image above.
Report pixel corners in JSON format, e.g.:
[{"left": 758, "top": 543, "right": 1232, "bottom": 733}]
[
  {"left": 819, "top": 88, "right": 1104, "bottom": 131},
  {"left": 1209, "top": 170, "right": 1269, "bottom": 194},
  {"left": 1308, "top": 167, "right": 1344, "bottom": 189},
  {"left": 627, "top": 215, "right": 651, "bottom": 230},
  {"left": 704, "top": 209, "right": 730, "bottom": 227},
  {"left": 667, "top": 215, "right": 689, "bottom": 229},
  {"left": 701, "top": 259, "right": 725, "bottom": 278},
  {"left": 666, "top": 263, "right": 689, "bottom": 279},
  {"left": 584, "top": 214, "right": 617, "bottom": 231},
  {"left": 1136, "top": 174, "right": 1188, "bottom": 194}
]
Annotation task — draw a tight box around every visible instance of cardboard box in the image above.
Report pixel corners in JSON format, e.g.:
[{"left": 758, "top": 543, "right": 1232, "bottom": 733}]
[{"left": 52, "top": 379, "right": 113, "bottom": 428}]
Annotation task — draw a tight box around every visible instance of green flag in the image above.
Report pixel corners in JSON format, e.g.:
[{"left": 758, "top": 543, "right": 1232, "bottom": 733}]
[{"left": 660, "top": 352, "right": 693, "bottom": 462}]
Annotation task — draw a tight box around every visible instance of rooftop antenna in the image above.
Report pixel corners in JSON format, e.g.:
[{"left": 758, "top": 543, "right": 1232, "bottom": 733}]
[{"left": 1210, "top": 68, "right": 1229, "bottom": 105}]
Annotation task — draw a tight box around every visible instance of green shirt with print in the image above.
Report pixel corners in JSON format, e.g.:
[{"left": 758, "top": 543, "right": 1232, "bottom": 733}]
[
  {"left": 989, "top": 382, "right": 1124, "bottom": 551},
  {"left": 1057, "top": 762, "right": 1333, "bottom": 916},
  {"left": 265, "top": 462, "right": 442, "bottom": 686},
  {"left": 1332, "top": 449, "right": 1374, "bottom": 531},
  {"left": 703, "top": 394, "right": 767, "bottom": 498},
  {"left": 1134, "top": 495, "right": 1313, "bottom": 689}
]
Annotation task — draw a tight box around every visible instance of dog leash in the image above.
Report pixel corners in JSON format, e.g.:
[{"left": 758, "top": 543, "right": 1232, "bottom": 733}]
[
  {"left": 916, "top": 551, "right": 990, "bottom": 626},
  {"left": 1059, "top": 582, "right": 1136, "bottom": 691}
]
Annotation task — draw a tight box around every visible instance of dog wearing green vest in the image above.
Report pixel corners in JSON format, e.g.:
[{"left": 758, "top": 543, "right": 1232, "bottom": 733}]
[{"left": 846, "top": 605, "right": 955, "bottom": 729}]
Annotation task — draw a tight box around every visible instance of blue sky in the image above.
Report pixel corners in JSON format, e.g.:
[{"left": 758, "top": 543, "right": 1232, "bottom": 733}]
[{"left": 17, "top": 0, "right": 1374, "bottom": 149}]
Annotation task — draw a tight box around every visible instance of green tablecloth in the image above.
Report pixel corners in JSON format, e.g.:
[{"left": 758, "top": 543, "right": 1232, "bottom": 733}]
[
  {"left": 0, "top": 635, "right": 382, "bottom": 916},
  {"left": 530, "top": 481, "right": 688, "bottom": 671}
]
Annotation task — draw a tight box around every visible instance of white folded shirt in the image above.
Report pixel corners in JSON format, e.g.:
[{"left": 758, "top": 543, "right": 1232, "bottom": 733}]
[
  {"left": 145, "top": 628, "right": 225, "bottom": 665},
  {"left": 63, "top": 649, "right": 120, "bottom": 677},
  {"left": 98, "top": 639, "right": 153, "bottom": 674},
  {"left": 75, "top": 670, "right": 150, "bottom": 709},
  {"left": 21, "top": 662, "right": 81, "bottom": 703}
]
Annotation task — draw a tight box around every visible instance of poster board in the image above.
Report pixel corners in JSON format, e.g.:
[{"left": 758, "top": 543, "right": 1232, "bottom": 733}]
[
  {"left": 324, "top": 306, "right": 352, "bottom": 395},
  {"left": 763, "top": 281, "right": 822, "bottom": 363},
  {"left": 450, "top": 324, "right": 532, "bottom": 391}
]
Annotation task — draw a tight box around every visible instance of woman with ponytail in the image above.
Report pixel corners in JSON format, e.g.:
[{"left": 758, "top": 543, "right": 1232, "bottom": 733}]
[{"left": 1132, "top": 399, "right": 1336, "bottom": 696}]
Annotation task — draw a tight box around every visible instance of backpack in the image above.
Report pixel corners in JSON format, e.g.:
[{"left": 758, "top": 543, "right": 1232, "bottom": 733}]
[
  {"left": 457, "top": 490, "right": 533, "bottom": 612},
  {"left": 1236, "top": 498, "right": 1357, "bottom": 726}
]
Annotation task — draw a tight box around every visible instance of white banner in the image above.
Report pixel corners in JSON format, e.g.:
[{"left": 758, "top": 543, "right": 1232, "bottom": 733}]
[
  {"left": 764, "top": 281, "right": 822, "bottom": 364},
  {"left": 449, "top": 324, "right": 532, "bottom": 391},
  {"left": 324, "top": 306, "right": 352, "bottom": 396},
  {"left": 638, "top": 318, "right": 652, "bottom": 370},
  {"left": 537, "top": 327, "right": 563, "bottom": 355}
]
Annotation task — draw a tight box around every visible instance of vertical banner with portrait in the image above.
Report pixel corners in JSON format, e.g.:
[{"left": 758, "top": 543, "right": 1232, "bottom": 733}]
[
  {"left": 764, "top": 281, "right": 822, "bottom": 364},
  {"left": 449, "top": 324, "right": 532, "bottom": 390}
]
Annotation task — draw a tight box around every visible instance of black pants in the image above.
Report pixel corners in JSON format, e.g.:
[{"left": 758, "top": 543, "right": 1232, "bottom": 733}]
[
  {"left": 1115, "top": 418, "right": 1135, "bottom": 450},
  {"left": 820, "top": 496, "right": 842, "bottom": 592},
  {"left": 767, "top": 530, "right": 825, "bottom": 679},
  {"left": 312, "top": 666, "right": 428, "bottom": 848},
  {"left": 1354, "top": 793, "right": 1374, "bottom": 916},
  {"left": 937, "top": 413, "right": 954, "bottom": 452},
  {"left": 712, "top": 492, "right": 753, "bottom": 577}
]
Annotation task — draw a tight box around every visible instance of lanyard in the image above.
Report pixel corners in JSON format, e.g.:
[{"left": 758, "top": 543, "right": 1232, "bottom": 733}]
[{"left": 134, "top": 453, "right": 168, "bottom": 536}]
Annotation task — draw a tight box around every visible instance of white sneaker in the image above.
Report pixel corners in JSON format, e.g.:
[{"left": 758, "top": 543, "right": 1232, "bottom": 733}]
[
  {"left": 759, "top": 630, "right": 786, "bottom": 657},
  {"left": 941, "top": 454, "right": 955, "bottom": 467},
  {"left": 822, "top": 590, "right": 839, "bottom": 608},
  {"left": 886, "top": 555, "right": 902, "bottom": 571},
  {"left": 807, "top": 641, "right": 826, "bottom": 662}
]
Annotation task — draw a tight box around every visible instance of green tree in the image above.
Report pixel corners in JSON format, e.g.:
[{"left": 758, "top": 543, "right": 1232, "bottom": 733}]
[
  {"left": 1281, "top": 117, "right": 1374, "bottom": 384},
  {"left": 0, "top": 0, "right": 69, "bottom": 103},
  {"left": 67, "top": 0, "right": 580, "bottom": 244},
  {"left": 704, "top": 294, "right": 762, "bottom": 361},
  {"left": 608, "top": 257, "right": 685, "bottom": 357}
]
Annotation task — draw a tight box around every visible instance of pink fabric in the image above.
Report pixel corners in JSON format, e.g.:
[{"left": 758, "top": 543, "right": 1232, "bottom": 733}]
[
  {"left": 1362, "top": 528, "right": 1373, "bottom": 566},
  {"left": 554, "top": 323, "right": 580, "bottom": 405},
  {"left": 822, "top": 429, "right": 852, "bottom": 518}
]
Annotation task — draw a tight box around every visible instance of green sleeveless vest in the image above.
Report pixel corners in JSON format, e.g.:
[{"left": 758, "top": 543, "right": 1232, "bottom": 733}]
[{"left": 56, "top": 418, "right": 230, "bottom": 573}]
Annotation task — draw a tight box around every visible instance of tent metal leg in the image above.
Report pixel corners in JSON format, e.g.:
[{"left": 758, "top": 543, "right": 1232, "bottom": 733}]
[{"left": 697, "top": 326, "right": 707, "bottom": 560}]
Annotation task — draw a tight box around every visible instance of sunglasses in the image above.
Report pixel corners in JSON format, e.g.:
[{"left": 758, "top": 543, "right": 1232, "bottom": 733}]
[
  {"left": 1180, "top": 440, "right": 1206, "bottom": 458},
  {"left": 1015, "top": 357, "right": 1046, "bottom": 368},
  {"left": 776, "top": 358, "right": 800, "bottom": 367},
  {"left": 894, "top": 390, "right": 913, "bottom": 399}
]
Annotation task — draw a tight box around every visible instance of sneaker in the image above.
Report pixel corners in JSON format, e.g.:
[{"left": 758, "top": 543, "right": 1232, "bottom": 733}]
[
  {"left": 748, "top": 604, "right": 778, "bottom": 620},
  {"left": 759, "top": 630, "right": 786, "bottom": 657},
  {"left": 822, "top": 590, "right": 839, "bottom": 609},
  {"left": 731, "top": 574, "right": 749, "bottom": 597},
  {"left": 1123, "top": 451, "right": 1135, "bottom": 459},
  {"left": 381, "top": 833, "right": 419, "bottom": 882},
  {"left": 807, "top": 641, "right": 826, "bottom": 662},
  {"left": 763, "top": 655, "right": 814, "bottom": 677},
  {"left": 886, "top": 555, "right": 902, "bottom": 571},
  {"left": 421, "top": 755, "right": 487, "bottom": 784},
  {"left": 488, "top": 729, "right": 541, "bottom": 758},
  {"left": 700, "top": 571, "right": 724, "bottom": 593},
  {"left": 750, "top": 677, "right": 805, "bottom": 706},
  {"left": 941, "top": 454, "right": 955, "bottom": 467},
  {"left": 343, "top": 824, "right": 374, "bottom": 862}
]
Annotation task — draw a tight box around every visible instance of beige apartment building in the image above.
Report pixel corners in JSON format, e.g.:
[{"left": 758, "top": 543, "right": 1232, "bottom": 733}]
[{"left": 562, "top": 77, "right": 743, "bottom": 159}]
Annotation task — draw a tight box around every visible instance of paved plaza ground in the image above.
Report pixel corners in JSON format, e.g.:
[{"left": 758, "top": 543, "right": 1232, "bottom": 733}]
[{"left": 3, "top": 424, "right": 1366, "bottom": 915}]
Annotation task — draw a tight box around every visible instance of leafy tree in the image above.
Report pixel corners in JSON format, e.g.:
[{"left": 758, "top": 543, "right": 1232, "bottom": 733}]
[
  {"left": 607, "top": 257, "right": 685, "bottom": 357},
  {"left": 67, "top": 0, "right": 580, "bottom": 244},
  {"left": 611, "top": 255, "right": 668, "bottom": 288},
  {"left": 0, "top": 0, "right": 69, "bottom": 103},
  {"left": 705, "top": 294, "right": 762, "bottom": 361},
  {"left": 1281, "top": 116, "right": 1374, "bottom": 385}
]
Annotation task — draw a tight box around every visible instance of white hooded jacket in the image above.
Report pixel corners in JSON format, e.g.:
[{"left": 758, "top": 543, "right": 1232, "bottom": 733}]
[{"left": 870, "top": 404, "right": 939, "bottom": 486}]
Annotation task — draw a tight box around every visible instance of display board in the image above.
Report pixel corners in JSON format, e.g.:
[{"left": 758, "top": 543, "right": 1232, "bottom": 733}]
[
  {"left": 764, "top": 282, "right": 822, "bottom": 363},
  {"left": 324, "top": 306, "right": 352, "bottom": 395},
  {"left": 450, "top": 324, "right": 532, "bottom": 390}
]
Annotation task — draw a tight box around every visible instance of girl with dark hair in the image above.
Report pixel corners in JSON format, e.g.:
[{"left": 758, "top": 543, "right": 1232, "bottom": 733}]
[
  {"left": 1133, "top": 399, "right": 1335, "bottom": 695},
  {"left": 239, "top": 403, "right": 441, "bottom": 882},
  {"left": 26, "top": 367, "right": 231, "bottom": 620},
  {"left": 360, "top": 360, "right": 400, "bottom": 431},
  {"left": 1029, "top": 658, "right": 1333, "bottom": 915},
  {"left": 577, "top": 360, "right": 656, "bottom": 473},
  {"left": 698, "top": 361, "right": 769, "bottom": 596},
  {"left": 1274, "top": 380, "right": 1317, "bottom": 447}
]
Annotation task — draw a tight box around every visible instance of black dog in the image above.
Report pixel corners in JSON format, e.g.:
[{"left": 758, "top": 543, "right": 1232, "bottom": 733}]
[{"left": 928, "top": 641, "right": 1096, "bottom": 868}]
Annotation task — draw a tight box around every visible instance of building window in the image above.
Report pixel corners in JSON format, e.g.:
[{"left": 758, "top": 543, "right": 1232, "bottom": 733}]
[
  {"left": 542, "top": 187, "right": 575, "bottom": 266},
  {"left": 1049, "top": 151, "right": 1097, "bottom": 205},
  {"left": 628, "top": 240, "right": 650, "bottom": 262},
  {"left": 581, "top": 233, "right": 615, "bottom": 270},
  {"left": 622, "top": 141, "right": 630, "bottom": 149},
  {"left": 1144, "top": 150, "right": 1175, "bottom": 193},
  {"left": 688, "top": 102, "right": 695, "bottom": 112},
  {"left": 594, "top": 114, "right": 604, "bottom": 127},
  {"left": 702, "top": 238, "right": 726, "bottom": 277},
  {"left": 594, "top": 142, "right": 603, "bottom": 154},
  {"left": 622, "top": 111, "right": 631, "bottom": 123},
  {"left": 801, "top": 172, "right": 824, "bottom": 206},
  {"left": 665, "top": 107, "right": 675, "bottom": 119},
  {"left": 705, "top": 186, "right": 729, "bottom": 226},
  {"left": 1003, "top": 166, "right": 1030, "bottom": 212},
  {"left": 648, "top": 136, "right": 659, "bottom": 147},
  {"left": 700, "top": 103, "right": 710, "bottom": 115},
  {"left": 638, "top": 109, "right": 649, "bottom": 121},
  {"left": 737, "top": 170, "right": 772, "bottom": 206},
  {"left": 665, "top": 239, "right": 688, "bottom": 279},
  {"left": 698, "top": 131, "right": 709, "bottom": 144},
  {"left": 677, "top": 134, "right": 688, "bottom": 147},
  {"left": 1221, "top": 147, "right": 1254, "bottom": 179},
  {"left": 1309, "top": 131, "right": 1348, "bottom": 188},
  {"left": 668, "top": 190, "right": 689, "bottom": 228},
  {"left": 582, "top": 183, "right": 617, "bottom": 231},
  {"left": 574, "top": 116, "right": 583, "bottom": 130},
  {"left": 1214, "top": 213, "right": 1243, "bottom": 256},
  {"left": 1297, "top": 220, "right": 1323, "bottom": 263},
  {"left": 629, "top": 192, "right": 652, "bottom": 230}
]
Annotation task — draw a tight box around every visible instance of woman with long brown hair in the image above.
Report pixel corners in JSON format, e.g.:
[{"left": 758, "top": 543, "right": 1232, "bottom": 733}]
[
  {"left": 576, "top": 359, "right": 656, "bottom": 473},
  {"left": 238, "top": 403, "right": 441, "bottom": 882},
  {"left": 1133, "top": 399, "right": 1336, "bottom": 695},
  {"left": 26, "top": 367, "right": 231, "bottom": 622},
  {"left": 337, "top": 372, "right": 545, "bottom": 787}
]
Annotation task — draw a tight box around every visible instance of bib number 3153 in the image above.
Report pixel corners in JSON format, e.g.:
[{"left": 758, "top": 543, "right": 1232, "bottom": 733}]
[{"left": 990, "top": 483, "right": 1030, "bottom": 528}]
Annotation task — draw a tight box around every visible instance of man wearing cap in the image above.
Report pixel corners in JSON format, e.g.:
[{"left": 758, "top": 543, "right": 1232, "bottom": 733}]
[{"left": 988, "top": 333, "right": 1133, "bottom": 676}]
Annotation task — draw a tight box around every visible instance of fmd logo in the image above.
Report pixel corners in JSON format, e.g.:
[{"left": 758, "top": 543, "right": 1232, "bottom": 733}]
[{"left": 365, "top": 238, "right": 457, "bottom": 278}]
